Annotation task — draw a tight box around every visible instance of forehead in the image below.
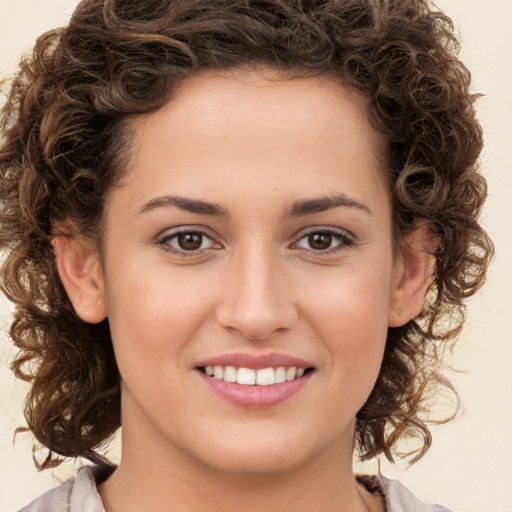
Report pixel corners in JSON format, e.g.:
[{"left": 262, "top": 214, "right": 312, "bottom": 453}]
[
  {"left": 114, "top": 69, "right": 390, "bottom": 216},
  {"left": 135, "top": 70, "right": 383, "bottom": 154}
]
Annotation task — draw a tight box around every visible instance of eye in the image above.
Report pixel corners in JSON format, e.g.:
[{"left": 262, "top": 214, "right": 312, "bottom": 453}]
[
  {"left": 157, "top": 229, "right": 218, "bottom": 255},
  {"left": 294, "top": 229, "right": 354, "bottom": 253}
]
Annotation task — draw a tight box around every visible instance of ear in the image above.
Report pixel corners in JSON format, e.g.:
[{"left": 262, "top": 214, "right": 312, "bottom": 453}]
[
  {"left": 388, "top": 222, "right": 436, "bottom": 328},
  {"left": 52, "top": 232, "right": 107, "bottom": 324}
]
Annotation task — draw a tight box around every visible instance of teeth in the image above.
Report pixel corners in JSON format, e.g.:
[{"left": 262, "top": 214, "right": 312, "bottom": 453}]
[
  {"left": 274, "top": 367, "right": 286, "bottom": 384},
  {"left": 286, "top": 367, "right": 296, "bottom": 381},
  {"left": 237, "top": 367, "right": 256, "bottom": 385},
  {"left": 224, "top": 366, "right": 237, "bottom": 383},
  {"left": 203, "top": 365, "right": 308, "bottom": 386},
  {"left": 256, "top": 367, "right": 274, "bottom": 386}
]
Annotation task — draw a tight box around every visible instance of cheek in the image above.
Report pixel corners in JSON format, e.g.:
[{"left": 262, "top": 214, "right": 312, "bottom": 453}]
[
  {"left": 103, "top": 262, "right": 214, "bottom": 379},
  {"left": 304, "top": 261, "right": 392, "bottom": 328},
  {"left": 302, "top": 265, "right": 391, "bottom": 383},
  {"left": 103, "top": 267, "right": 208, "bottom": 421},
  {"left": 107, "top": 259, "right": 208, "bottom": 322}
]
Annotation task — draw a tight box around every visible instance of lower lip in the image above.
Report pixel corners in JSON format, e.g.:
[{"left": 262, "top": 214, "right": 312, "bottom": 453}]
[{"left": 197, "top": 370, "right": 313, "bottom": 409}]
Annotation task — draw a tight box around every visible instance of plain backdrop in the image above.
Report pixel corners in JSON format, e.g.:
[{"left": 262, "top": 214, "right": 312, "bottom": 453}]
[{"left": 0, "top": 1, "right": 511, "bottom": 511}]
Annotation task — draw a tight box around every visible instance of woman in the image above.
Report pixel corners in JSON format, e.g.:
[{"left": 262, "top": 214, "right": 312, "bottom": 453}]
[{"left": 0, "top": 0, "right": 493, "bottom": 511}]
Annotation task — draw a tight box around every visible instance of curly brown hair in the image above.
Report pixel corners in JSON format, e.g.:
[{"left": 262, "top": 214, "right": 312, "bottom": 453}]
[{"left": 0, "top": 0, "right": 493, "bottom": 469}]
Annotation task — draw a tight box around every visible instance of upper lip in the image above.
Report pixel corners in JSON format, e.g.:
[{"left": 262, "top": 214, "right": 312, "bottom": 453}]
[{"left": 195, "top": 352, "right": 314, "bottom": 370}]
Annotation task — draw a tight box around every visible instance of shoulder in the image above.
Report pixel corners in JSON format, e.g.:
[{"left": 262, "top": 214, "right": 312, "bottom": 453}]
[
  {"left": 17, "top": 465, "right": 114, "bottom": 512},
  {"left": 375, "top": 474, "right": 454, "bottom": 512}
]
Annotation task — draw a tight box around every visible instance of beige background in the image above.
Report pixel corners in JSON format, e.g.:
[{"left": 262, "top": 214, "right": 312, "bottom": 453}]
[{"left": 0, "top": 1, "right": 511, "bottom": 511}]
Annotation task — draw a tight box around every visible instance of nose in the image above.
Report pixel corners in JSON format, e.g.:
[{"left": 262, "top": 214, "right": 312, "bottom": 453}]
[{"left": 215, "top": 245, "right": 298, "bottom": 341}]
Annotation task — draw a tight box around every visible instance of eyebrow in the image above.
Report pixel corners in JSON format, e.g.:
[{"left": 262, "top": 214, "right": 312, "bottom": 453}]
[
  {"left": 285, "top": 193, "right": 373, "bottom": 217},
  {"left": 137, "top": 195, "right": 229, "bottom": 217},
  {"left": 137, "top": 192, "right": 372, "bottom": 218}
]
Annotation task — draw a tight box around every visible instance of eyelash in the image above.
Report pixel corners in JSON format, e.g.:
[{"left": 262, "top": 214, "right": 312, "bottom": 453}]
[
  {"left": 292, "top": 228, "right": 355, "bottom": 254},
  {"left": 155, "top": 227, "right": 355, "bottom": 257},
  {"left": 156, "top": 228, "right": 218, "bottom": 257}
]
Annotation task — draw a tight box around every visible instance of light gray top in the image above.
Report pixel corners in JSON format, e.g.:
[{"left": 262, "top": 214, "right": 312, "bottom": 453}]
[{"left": 18, "top": 465, "right": 453, "bottom": 512}]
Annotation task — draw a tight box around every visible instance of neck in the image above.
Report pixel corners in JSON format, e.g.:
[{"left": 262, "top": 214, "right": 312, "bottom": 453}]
[
  {"left": 98, "top": 393, "right": 384, "bottom": 512},
  {"left": 99, "top": 429, "right": 380, "bottom": 512}
]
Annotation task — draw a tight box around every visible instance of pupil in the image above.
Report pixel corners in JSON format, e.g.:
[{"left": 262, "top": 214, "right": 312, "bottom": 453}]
[
  {"left": 309, "top": 233, "right": 332, "bottom": 250},
  {"left": 178, "top": 233, "right": 202, "bottom": 250}
]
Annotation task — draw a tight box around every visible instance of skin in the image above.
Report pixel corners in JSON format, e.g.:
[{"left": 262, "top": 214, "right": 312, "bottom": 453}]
[{"left": 55, "top": 69, "right": 431, "bottom": 512}]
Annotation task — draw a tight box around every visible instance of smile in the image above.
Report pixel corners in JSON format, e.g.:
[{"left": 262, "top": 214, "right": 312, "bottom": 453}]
[
  {"left": 195, "top": 353, "right": 315, "bottom": 407},
  {"left": 200, "top": 365, "right": 310, "bottom": 386}
]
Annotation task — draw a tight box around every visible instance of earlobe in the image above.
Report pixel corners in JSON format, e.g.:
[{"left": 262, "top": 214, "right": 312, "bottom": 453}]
[
  {"left": 52, "top": 234, "right": 107, "bottom": 324},
  {"left": 388, "top": 223, "right": 436, "bottom": 328}
]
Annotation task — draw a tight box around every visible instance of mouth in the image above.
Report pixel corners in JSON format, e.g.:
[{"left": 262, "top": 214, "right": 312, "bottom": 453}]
[
  {"left": 197, "top": 365, "right": 315, "bottom": 386},
  {"left": 194, "top": 353, "right": 316, "bottom": 407}
]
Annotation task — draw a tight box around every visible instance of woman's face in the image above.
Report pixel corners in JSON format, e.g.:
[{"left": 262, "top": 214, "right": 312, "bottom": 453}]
[{"left": 97, "top": 71, "right": 406, "bottom": 474}]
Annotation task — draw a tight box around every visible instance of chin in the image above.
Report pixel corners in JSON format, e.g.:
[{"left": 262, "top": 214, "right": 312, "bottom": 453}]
[
  {"left": 186, "top": 431, "right": 315, "bottom": 477},
  {"left": 203, "top": 450, "right": 307, "bottom": 477}
]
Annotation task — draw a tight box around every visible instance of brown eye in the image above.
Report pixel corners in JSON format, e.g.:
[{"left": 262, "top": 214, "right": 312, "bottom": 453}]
[
  {"left": 295, "top": 229, "right": 354, "bottom": 253},
  {"left": 308, "top": 233, "right": 333, "bottom": 250},
  {"left": 159, "top": 230, "right": 216, "bottom": 254},
  {"left": 177, "top": 232, "right": 203, "bottom": 250}
]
